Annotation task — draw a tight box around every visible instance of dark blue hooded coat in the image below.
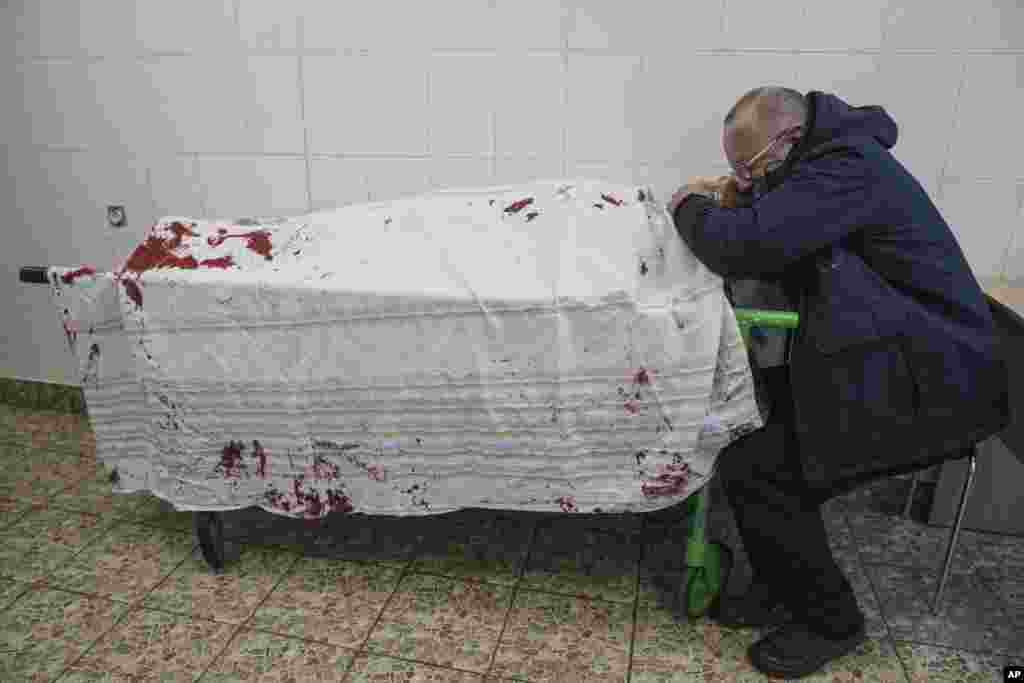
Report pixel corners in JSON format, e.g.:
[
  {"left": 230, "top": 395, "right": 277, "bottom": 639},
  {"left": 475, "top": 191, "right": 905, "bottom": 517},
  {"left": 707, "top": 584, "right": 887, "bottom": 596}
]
[{"left": 673, "top": 91, "right": 1010, "bottom": 495}]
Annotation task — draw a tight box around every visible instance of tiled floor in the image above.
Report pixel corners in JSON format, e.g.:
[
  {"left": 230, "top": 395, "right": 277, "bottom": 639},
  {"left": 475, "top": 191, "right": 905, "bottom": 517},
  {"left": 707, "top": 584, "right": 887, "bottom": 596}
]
[{"left": 0, "top": 403, "right": 1020, "bottom": 682}]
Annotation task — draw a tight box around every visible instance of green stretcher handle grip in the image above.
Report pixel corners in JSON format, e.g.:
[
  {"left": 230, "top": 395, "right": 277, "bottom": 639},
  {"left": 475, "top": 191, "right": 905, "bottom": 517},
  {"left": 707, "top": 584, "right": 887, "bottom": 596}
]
[{"left": 733, "top": 308, "right": 800, "bottom": 330}]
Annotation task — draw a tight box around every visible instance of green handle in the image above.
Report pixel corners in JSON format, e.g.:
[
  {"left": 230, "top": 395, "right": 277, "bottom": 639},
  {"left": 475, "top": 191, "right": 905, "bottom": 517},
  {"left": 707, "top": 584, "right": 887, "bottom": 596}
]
[
  {"left": 734, "top": 308, "right": 800, "bottom": 349},
  {"left": 734, "top": 308, "right": 800, "bottom": 329}
]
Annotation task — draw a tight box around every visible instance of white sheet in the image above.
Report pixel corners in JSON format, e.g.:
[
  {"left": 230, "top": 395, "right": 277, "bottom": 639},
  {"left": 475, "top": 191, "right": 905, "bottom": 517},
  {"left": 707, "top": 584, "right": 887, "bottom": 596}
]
[{"left": 49, "top": 179, "right": 761, "bottom": 517}]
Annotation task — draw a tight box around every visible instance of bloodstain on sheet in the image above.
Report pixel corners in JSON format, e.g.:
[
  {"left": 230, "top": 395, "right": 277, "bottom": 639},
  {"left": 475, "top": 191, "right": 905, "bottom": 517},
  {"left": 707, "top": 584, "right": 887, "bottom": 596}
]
[
  {"left": 120, "top": 278, "right": 143, "bottom": 308},
  {"left": 198, "top": 255, "right": 235, "bottom": 269},
  {"left": 121, "top": 222, "right": 200, "bottom": 274},
  {"left": 265, "top": 476, "right": 354, "bottom": 518},
  {"left": 61, "top": 315, "right": 78, "bottom": 350},
  {"left": 640, "top": 463, "right": 690, "bottom": 498},
  {"left": 207, "top": 228, "right": 274, "bottom": 260},
  {"left": 557, "top": 496, "right": 577, "bottom": 512},
  {"left": 504, "top": 198, "right": 534, "bottom": 214},
  {"left": 601, "top": 193, "right": 623, "bottom": 206},
  {"left": 114, "top": 222, "right": 251, "bottom": 309},
  {"left": 624, "top": 400, "right": 640, "bottom": 414},
  {"left": 310, "top": 455, "right": 341, "bottom": 480},
  {"left": 253, "top": 439, "right": 268, "bottom": 478},
  {"left": 634, "top": 368, "right": 651, "bottom": 385},
  {"left": 216, "top": 439, "right": 248, "bottom": 478},
  {"left": 61, "top": 266, "right": 96, "bottom": 285}
]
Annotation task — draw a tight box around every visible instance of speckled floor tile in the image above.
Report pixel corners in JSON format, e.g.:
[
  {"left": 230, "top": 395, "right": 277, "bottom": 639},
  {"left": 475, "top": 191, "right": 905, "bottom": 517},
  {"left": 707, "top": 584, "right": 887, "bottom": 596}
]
[
  {"left": 0, "top": 507, "right": 111, "bottom": 582},
  {"left": 848, "top": 512, "right": 983, "bottom": 574},
  {"left": 489, "top": 588, "right": 633, "bottom": 682},
  {"left": 984, "top": 575, "right": 1023, "bottom": 619},
  {"left": 48, "top": 459, "right": 147, "bottom": 519},
  {"left": 0, "top": 447, "right": 95, "bottom": 507},
  {"left": 0, "top": 576, "right": 30, "bottom": 609},
  {"left": 865, "top": 563, "right": 1020, "bottom": 656},
  {"left": 0, "top": 586, "right": 129, "bottom": 680},
  {"left": 46, "top": 522, "right": 194, "bottom": 603},
  {"left": 955, "top": 531, "right": 1024, "bottom": 586},
  {"left": 522, "top": 515, "right": 641, "bottom": 603},
  {"left": 60, "top": 607, "right": 237, "bottom": 680},
  {"left": 198, "top": 628, "right": 357, "bottom": 681},
  {"left": 365, "top": 573, "right": 513, "bottom": 673},
  {"left": 630, "top": 609, "right": 716, "bottom": 679},
  {"left": 12, "top": 410, "right": 92, "bottom": 455},
  {"left": 142, "top": 543, "right": 298, "bottom": 624},
  {"left": 0, "top": 495, "right": 31, "bottom": 530},
  {"left": 0, "top": 439, "right": 29, "bottom": 463},
  {"left": 894, "top": 641, "right": 1013, "bottom": 683},
  {"left": 409, "top": 510, "right": 534, "bottom": 586},
  {"left": 345, "top": 652, "right": 485, "bottom": 682},
  {"left": 249, "top": 557, "right": 403, "bottom": 648}
]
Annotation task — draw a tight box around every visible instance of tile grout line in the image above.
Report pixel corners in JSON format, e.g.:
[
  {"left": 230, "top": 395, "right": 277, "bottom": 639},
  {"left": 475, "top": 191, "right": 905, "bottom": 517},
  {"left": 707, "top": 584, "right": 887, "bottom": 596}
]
[
  {"left": 479, "top": 516, "right": 538, "bottom": 680},
  {"left": 194, "top": 550, "right": 305, "bottom": 682}
]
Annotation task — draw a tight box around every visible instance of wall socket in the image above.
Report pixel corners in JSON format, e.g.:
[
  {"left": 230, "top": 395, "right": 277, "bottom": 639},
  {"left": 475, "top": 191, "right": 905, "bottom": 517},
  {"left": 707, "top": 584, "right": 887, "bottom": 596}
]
[{"left": 107, "top": 205, "right": 126, "bottom": 229}]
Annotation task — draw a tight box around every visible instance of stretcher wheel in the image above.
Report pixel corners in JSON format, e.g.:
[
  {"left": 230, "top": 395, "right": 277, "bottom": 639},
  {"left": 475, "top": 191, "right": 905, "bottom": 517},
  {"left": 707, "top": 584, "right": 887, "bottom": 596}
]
[
  {"left": 194, "top": 511, "right": 226, "bottom": 575},
  {"left": 687, "top": 541, "right": 733, "bottom": 618}
]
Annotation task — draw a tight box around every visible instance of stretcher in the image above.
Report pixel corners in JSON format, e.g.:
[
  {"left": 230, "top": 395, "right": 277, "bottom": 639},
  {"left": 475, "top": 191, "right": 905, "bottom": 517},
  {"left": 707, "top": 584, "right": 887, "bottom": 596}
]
[{"left": 17, "top": 179, "right": 795, "bottom": 616}]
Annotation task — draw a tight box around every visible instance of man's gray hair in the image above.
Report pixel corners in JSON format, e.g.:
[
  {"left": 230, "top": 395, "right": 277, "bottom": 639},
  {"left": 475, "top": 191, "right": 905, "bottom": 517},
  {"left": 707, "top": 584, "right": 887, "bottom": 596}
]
[{"left": 724, "top": 87, "right": 807, "bottom": 128}]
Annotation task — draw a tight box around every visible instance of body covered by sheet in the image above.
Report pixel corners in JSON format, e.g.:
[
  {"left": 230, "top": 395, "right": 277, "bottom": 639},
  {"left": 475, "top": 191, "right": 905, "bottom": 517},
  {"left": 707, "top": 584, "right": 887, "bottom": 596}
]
[{"left": 50, "top": 179, "right": 761, "bottom": 517}]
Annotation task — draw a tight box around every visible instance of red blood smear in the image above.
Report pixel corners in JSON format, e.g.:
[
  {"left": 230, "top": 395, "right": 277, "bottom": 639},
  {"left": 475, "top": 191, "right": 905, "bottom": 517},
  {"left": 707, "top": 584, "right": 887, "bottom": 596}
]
[
  {"left": 61, "top": 266, "right": 96, "bottom": 284},
  {"left": 198, "top": 255, "right": 235, "bottom": 269},
  {"left": 624, "top": 400, "right": 640, "bottom": 414},
  {"left": 634, "top": 368, "right": 651, "bottom": 385},
  {"left": 217, "top": 440, "right": 246, "bottom": 478},
  {"left": 207, "top": 230, "right": 274, "bottom": 260},
  {"left": 601, "top": 193, "right": 623, "bottom": 206},
  {"left": 641, "top": 463, "right": 689, "bottom": 497},
  {"left": 62, "top": 320, "right": 77, "bottom": 349},
  {"left": 122, "top": 278, "right": 143, "bottom": 308},
  {"left": 253, "top": 440, "right": 268, "bottom": 478},
  {"left": 304, "top": 492, "right": 323, "bottom": 518},
  {"left": 327, "top": 489, "right": 354, "bottom": 514},
  {"left": 121, "top": 222, "right": 199, "bottom": 275},
  {"left": 504, "top": 198, "right": 533, "bottom": 214},
  {"left": 557, "top": 496, "right": 577, "bottom": 513}
]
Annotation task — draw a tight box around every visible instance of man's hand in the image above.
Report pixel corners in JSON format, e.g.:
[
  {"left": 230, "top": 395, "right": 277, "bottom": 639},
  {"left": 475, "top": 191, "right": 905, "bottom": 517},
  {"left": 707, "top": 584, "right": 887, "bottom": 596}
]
[{"left": 667, "top": 175, "right": 733, "bottom": 216}]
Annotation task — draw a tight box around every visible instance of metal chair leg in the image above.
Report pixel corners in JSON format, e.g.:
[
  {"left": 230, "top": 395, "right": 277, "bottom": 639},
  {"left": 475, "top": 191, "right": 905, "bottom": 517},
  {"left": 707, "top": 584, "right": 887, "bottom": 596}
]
[
  {"left": 903, "top": 472, "right": 920, "bottom": 518},
  {"left": 932, "top": 448, "right": 978, "bottom": 615}
]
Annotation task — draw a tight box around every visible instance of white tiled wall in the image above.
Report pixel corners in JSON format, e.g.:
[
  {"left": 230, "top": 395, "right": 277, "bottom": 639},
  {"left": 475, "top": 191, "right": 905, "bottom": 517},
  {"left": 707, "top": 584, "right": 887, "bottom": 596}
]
[{"left": 1, "top": 0, "right": 1021, "bottom": 383}]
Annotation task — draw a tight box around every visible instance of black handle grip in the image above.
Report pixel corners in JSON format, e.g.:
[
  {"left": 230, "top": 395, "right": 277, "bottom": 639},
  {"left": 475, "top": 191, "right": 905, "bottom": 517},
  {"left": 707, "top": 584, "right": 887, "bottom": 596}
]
[{"left": 19, "top": 266, "right": 50, "bottom": 284}]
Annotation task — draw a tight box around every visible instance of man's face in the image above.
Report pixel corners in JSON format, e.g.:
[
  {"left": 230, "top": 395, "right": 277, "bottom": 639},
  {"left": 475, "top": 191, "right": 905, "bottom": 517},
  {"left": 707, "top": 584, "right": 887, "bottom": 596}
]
[{"left": 722, "top": 126, "right": 755, "bottom": 193}]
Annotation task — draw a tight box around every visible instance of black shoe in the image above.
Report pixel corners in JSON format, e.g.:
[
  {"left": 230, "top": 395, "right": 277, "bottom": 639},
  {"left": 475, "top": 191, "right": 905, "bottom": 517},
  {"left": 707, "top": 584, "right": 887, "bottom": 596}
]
[
  {"left": 748, "top": 620, "right": 867, "bottom": 678},
  {"left": 711, "top": 582, "right": 793, "bottom": 629}
]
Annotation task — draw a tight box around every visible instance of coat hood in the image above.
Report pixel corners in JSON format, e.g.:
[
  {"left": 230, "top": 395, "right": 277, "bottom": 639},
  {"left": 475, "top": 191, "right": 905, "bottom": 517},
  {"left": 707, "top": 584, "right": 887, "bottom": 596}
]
[{"left": 801, "top": 91, "right": 899, "bottom": 151}]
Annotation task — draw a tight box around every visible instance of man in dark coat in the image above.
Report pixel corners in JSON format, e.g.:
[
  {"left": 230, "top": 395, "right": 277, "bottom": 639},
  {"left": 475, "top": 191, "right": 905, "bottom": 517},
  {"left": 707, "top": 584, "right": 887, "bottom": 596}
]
[{"left": 668, "top": 87, "right": 1010, "bottom": 678}]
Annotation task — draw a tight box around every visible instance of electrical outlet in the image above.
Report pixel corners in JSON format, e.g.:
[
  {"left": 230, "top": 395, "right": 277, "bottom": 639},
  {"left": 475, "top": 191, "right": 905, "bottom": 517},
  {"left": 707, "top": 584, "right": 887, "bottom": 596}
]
[{"left": 107, "top": 205, "right": 127, "bottom": 229}]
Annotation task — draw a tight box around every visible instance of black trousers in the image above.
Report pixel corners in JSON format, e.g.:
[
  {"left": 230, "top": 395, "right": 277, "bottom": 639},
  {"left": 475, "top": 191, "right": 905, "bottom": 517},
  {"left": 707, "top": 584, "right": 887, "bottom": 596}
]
[{"left": 717, "top": 365, "right": 864, "bottom": 635}]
